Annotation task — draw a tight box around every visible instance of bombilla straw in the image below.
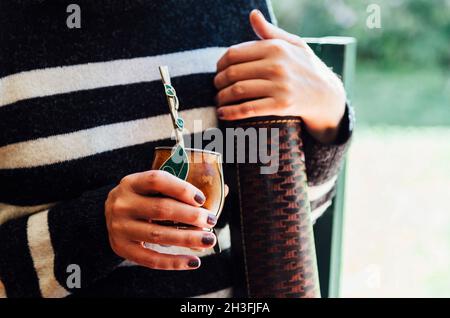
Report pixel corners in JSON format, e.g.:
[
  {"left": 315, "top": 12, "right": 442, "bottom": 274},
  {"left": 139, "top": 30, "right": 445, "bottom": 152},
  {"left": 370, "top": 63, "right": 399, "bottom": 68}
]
[{"left": 158, "top": 66, "right": 184, "bottom": 147}]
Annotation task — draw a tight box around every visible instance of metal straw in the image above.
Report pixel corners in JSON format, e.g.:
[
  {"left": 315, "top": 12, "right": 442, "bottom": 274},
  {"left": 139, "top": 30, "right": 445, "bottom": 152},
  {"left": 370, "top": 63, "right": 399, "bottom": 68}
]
[{"left": 158, "top": 66, "right": 184, "bottom": 147}]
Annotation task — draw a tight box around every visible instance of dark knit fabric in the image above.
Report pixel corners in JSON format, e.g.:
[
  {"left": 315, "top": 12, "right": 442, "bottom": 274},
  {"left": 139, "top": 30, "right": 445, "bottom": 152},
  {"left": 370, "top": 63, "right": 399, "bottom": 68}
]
[
  {"left": 0, "top": 217, "right": 42, "bottom": 297},
  {"left": 68, "top": 250, "right": 233, "bottom": 298},
  {"left": 48, "top": 184, "right": 124, "bottom": 293},
  {"left": 303, "top": 104, "right": 355, "bottom": 186},
  {"left": 0, "top": 0, "right": 353, "bottom": 298},
  {"left": 0, "top": 74, "right": 215, "bottom": 147}
]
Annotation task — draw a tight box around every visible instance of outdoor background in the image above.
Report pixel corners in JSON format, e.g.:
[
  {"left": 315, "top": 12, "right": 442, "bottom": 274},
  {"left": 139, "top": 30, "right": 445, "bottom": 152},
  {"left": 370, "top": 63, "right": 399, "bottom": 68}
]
[{"left": 272, "top": 0, "right": 450, "bottom": 297}]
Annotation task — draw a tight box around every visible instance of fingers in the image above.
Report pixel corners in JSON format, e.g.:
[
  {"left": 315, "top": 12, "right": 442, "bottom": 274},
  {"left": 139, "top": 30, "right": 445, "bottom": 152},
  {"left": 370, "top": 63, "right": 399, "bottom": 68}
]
[
  {"left": 216, "top": 79, "right": 275, "bottom": 106},
  {"left": 120, "top": 240, "right": 201, "bottom": 270},
  {"left": 217, "top": 97, "right": 281, "bottom": 121},
  {"left": 126, "top": 193, "right": 217, "bottom": 228},
  {"left": 214, "top": 60, "right": 279, "bottom": 90},
  {"left": 120, "top": 221, "right": 217, "bottom": 249},
  {"left": 122, "top": 170, "right": 206, "bottom": 207},
  {"left": 217, "top": 41, "right": 269, "bottom": 72},
  {"left": 249, "top": 9, "right": 307, "bottom": 49},
  {"left": 216, "top": 37, "right": 308, "bottom": 74},
  {"left": 216, "top": 10, "right": 312, "bottom": 80}
]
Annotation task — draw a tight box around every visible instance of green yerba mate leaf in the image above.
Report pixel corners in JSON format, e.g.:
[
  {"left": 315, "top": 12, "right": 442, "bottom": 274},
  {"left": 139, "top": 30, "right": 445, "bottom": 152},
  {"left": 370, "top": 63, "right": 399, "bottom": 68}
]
[
  {"left": 159, "top": 145, "right": 189, "bottom": 180},
  {"left": 176, "top": 117, "right": 184, "bottom": 129},
  {"left": 164, "top": 84, "right": 176, "bottom": 97}
]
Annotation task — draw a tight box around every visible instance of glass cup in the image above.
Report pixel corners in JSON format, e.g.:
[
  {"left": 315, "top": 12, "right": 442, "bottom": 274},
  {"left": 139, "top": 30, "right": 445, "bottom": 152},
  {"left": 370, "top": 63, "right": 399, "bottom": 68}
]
[{"left": 150, "top": 147, "right": 225, "bottom": 253}]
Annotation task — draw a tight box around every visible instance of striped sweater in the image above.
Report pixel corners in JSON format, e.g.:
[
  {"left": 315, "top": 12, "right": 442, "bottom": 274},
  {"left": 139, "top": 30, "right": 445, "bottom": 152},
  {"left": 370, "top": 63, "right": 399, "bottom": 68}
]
[{"left": 0, "top": 0, "right": 353, "bottom": 298}]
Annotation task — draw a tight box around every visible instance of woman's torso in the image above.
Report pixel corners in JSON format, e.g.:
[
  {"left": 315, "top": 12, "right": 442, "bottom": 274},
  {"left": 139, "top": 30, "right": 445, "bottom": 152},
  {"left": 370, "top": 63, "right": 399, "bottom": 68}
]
[{"left": 0, "top": 0, "right": 272, "bottom": 297}]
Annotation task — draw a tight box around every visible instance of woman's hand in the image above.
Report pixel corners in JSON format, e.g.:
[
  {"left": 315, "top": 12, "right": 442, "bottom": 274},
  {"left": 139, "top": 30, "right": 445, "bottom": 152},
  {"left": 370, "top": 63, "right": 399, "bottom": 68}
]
[
  {"left": 105, "top": 170, "right": 219, "bottom": 270},
  {"left": 214, "top": 10, "right": 346, "bottom": 144}
]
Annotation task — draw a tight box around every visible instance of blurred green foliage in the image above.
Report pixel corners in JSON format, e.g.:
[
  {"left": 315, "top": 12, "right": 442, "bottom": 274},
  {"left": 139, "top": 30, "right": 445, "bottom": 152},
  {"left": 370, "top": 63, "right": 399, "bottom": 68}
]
[
  {"left": 272, "top": 0, "right": 450, "bottom": 68},
  {"left": 353, "top": 64, "right": 450, "bottom": 126},
  {"left": 272, "top": 0, "right": 450, "bottom": 127}
]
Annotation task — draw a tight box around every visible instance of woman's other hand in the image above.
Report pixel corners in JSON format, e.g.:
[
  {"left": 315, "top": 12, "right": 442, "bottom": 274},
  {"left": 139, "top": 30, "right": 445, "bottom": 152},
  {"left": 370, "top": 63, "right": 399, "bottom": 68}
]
[{"left": 215, "top": 9, "right": 346, "bottom": 144}]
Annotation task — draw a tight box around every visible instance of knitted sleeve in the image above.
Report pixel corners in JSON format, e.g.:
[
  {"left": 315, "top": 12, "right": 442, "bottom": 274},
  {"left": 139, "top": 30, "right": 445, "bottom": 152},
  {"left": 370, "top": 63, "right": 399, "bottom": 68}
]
[
  {"left": 303, "top": 103, "right": 355, "bottom": 221},
  {"left": 0, "top": 184, "right": 123, "bottom": 298}
]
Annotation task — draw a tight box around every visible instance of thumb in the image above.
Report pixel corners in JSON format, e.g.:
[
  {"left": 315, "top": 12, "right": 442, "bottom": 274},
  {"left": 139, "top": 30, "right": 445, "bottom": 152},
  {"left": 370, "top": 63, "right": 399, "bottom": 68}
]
[{"left": 250, "top": 9, "right": 305, "bottom": 47}]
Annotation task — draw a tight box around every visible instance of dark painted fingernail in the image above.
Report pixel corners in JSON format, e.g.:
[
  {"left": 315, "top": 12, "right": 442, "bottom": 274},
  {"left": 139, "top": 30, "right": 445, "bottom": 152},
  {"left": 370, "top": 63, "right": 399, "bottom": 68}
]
[
  {"left": 217, "top": 108, "right": 224, "bottom": 119},
  {"left": 194, "top": 192, "right": 206, "bottom": 205},
  {"left": 188, "top": 259, "right": 200, "bottom": 268},
  {"left": 207, "top": 214, "right": 217, "bottom": 226},
  {"left": 202, "top": 234, "right": 216, "bottom": 246}
]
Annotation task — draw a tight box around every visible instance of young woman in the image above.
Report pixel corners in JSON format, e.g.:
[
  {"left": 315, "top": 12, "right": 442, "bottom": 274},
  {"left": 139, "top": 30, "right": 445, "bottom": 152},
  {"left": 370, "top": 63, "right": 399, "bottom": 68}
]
[{"left": 0, "top": 0, "right": 353, "bottom": 297}]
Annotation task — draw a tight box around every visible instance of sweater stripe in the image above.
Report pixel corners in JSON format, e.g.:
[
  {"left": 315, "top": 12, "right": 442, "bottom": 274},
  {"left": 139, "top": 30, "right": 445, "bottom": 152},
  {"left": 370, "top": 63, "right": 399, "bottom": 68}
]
[
  {"left": 0, "top": 73, "right": 216, "bottom": 147},
  {"left": 27, "top": 211, "right": 70, "bottom": 298},
  {"left": 0, "top": 47, "right": 225, "bottom": 107},
  {"left": 0, "top": 107, "right": 217, "bottom": 169},
  {"left": 0, "top": 216, "right": 42, "bottom": 297},
  {"left": 308, "top": 175, "right": 338, "bottom": 201},
  {"left": 47, "top": 185, "right": 124, "bottom": 296},
  {"left": 0, "top": 137, "right": 196, "bottom": 205},
  {"left": 0, "top": 202, "right": 57, "bottom": 226}
]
